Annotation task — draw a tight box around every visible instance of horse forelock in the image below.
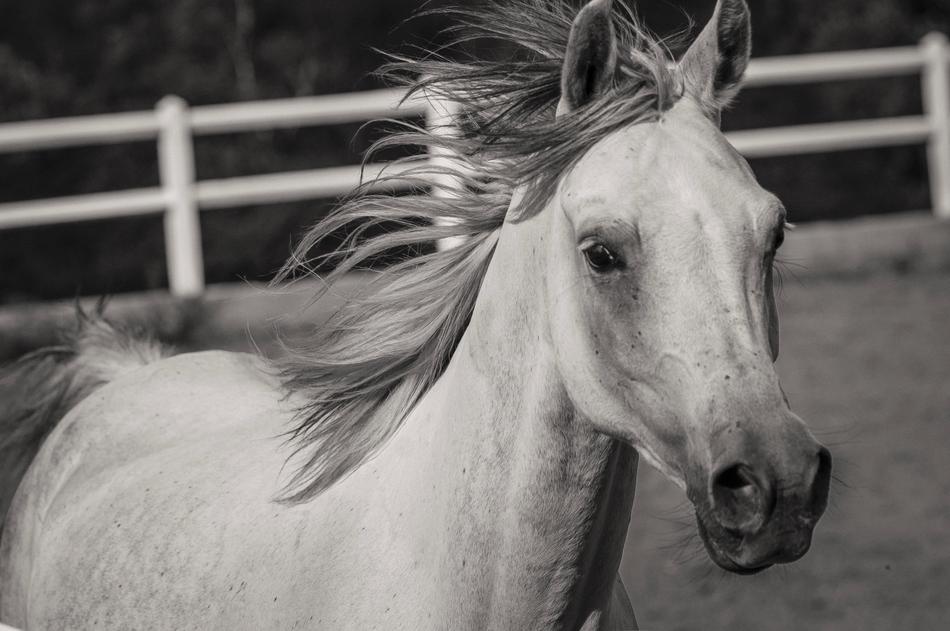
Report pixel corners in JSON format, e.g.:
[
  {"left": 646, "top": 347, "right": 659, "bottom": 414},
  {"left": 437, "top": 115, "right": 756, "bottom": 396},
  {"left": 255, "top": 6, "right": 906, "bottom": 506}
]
[{"left": 272, "top": 0, "right": 684, "bottom": 503}]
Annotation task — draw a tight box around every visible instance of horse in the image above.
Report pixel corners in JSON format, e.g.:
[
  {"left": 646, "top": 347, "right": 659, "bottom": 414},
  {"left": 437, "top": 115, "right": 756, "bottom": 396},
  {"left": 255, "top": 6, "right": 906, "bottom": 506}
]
[{"left": 0, "top": 0, "right": 832, "bottom": 628}]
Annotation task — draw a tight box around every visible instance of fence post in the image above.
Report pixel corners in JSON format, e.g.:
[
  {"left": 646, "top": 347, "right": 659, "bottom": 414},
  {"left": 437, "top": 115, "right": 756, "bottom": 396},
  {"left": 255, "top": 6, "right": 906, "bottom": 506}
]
[
  {"left": 425, "top": 94, "right": 464, "bottom": 251},
  {"left": 157, "top": 95, "right": 204, "bottom": 296},
  {"left": 922, "top": 32, "right": 950, "bottom": 219}
]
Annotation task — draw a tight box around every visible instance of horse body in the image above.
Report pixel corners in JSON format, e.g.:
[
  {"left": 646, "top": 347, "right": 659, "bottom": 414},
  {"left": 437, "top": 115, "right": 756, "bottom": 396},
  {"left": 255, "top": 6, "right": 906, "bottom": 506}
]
[
  {"left": 1, "top": 226, "right": 639, "bottom": 628},
  {"left": 1, "top": 353, "right": 318, "bottom": 628},
  {"left": 1, "top": 188, "right": 641, "bottom": 628},
  {"left": 1, "top": 1, "right": 832, "bottom": 628}
]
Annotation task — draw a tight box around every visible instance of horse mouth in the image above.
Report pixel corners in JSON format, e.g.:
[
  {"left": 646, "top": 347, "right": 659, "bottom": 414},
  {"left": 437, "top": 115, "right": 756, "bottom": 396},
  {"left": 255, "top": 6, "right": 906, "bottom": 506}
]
[
  {"left": 708, "top": 553, "right": 773, "bottom": 576},
  {"left": 694, "top": 517, "right": 786, "bottom": 576}
]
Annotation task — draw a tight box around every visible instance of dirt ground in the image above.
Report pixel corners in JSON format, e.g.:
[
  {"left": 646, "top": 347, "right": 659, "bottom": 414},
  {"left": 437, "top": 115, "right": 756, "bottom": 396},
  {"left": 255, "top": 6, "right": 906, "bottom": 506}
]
[{"left": 621, "top": 271, "right": 950, "bottom": 630}]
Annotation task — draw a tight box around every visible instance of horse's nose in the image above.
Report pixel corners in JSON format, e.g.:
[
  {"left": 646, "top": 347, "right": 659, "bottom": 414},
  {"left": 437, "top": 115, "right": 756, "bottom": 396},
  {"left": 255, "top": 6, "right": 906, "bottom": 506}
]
[
  {"left": 808, "top": 446, "right": 833, "bottom": 517},
  {"left": 708, "top": 446, "right": 832, "bottom": 537},
  {"left": 709, "top": 461, "right": 775, "bottom": 535}
]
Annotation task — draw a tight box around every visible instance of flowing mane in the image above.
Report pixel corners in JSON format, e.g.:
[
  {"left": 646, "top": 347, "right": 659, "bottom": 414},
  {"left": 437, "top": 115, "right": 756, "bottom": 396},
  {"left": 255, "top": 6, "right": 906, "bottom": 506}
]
[{"left": 273, "top": 0, "right": 682, "bottom": 502}]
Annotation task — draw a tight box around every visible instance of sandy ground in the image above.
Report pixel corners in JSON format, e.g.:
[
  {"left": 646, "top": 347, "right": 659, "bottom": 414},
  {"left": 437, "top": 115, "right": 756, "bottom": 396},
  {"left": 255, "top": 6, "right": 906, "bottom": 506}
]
[{"left": 621, "top": 272, "right": 950, "bottom": 630}]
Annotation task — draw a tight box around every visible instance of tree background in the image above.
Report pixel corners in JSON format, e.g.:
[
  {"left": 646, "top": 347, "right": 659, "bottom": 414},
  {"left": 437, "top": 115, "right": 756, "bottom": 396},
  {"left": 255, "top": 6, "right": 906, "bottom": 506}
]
[{"left": 1, "top": 0, "right": 948, "bottom": 302}]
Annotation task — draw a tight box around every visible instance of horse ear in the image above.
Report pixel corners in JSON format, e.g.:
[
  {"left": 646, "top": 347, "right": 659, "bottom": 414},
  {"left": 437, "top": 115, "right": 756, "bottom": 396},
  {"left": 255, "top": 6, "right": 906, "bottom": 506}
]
[
  {"left": 679, "top": 0, "right": 751, "bottom": 121},
  {"left": 558, "top": 0, "right": 618, "bottom": 116}
]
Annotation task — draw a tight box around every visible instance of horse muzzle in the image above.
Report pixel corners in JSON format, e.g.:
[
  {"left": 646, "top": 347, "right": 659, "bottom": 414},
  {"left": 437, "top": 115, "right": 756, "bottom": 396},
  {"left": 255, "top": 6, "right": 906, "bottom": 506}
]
[{"left": 690, "top": 445, "right": 832, "bottom": 574}]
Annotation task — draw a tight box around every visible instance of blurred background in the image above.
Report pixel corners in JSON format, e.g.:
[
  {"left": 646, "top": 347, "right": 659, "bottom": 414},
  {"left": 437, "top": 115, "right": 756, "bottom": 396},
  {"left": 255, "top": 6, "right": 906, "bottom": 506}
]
[
  {"left": 2, "top": 0, "right": 950, "bottom": 301},
  {"left": 1, "top": 1, "right": 949, "bottom": 629}
]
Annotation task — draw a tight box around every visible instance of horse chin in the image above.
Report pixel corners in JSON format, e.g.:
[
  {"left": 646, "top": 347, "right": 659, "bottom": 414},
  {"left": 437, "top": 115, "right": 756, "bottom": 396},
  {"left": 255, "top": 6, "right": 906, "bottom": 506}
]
[
  {"left": 694, "top": 517, "right": 775, "bottom": 576},
  {"left": 717, "top": 560, "right": 773, "bottom": 576}
]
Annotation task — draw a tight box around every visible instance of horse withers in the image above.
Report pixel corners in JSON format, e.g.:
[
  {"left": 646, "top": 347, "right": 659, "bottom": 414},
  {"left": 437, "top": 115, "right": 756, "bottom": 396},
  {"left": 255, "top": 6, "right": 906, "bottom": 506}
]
[{"left": 0, "top": 1, "right": 830, "bottom": 628}]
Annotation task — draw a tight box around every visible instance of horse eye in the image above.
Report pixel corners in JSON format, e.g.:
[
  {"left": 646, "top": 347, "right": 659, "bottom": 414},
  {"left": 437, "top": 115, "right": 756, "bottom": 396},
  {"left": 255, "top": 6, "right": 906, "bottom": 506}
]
[{"left": 583, "top": 243, "right": 618, "bottom": 271}]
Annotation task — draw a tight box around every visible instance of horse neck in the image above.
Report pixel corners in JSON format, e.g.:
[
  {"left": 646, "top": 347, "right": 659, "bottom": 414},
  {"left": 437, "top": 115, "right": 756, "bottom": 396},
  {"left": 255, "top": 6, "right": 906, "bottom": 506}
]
[{"left": 408, "top": 201, "right": 639, "bottom": 628}]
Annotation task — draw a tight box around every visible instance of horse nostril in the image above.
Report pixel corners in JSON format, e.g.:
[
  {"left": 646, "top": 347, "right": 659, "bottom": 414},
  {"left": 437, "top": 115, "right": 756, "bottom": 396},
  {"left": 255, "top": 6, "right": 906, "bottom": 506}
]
[
  {"left": 715, "top": 463, "right": 753, "bottom": 491},
  {"left": 710, "top": 463, "right": 773, "bottom": 535},
  {"left": 809, "top": 446, "right": 833, "bottom": 517}
]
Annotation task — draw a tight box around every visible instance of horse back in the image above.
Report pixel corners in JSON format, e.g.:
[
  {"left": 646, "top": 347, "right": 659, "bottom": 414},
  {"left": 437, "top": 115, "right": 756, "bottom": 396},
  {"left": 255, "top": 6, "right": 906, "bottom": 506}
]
[{"left": 0, "top": 350, "right": 303, "bottom": 628}]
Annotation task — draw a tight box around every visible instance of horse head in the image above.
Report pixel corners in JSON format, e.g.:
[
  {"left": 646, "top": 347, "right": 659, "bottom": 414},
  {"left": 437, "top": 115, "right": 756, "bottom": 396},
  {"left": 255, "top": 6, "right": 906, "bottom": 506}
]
[{"left": 545, "top": 0, "right": 831, "bottom": 574}]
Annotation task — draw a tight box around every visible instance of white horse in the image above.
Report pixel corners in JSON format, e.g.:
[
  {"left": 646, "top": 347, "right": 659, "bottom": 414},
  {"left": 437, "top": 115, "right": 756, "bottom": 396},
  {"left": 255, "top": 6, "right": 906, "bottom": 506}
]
[{"left": 0, "top": 1, "right": 831, "bottom": 628}]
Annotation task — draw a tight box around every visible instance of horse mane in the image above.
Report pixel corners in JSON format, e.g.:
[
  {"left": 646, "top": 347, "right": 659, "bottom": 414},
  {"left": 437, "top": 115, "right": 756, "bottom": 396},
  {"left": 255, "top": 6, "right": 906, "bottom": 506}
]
[{"left": 272, "top": 0, "right": 682, "bottom": 502}]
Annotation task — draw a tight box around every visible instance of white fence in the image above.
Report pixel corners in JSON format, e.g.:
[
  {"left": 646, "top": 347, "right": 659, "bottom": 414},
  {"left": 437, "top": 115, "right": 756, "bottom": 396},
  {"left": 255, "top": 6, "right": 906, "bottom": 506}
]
[{"left": 1, "top": 34, "right": 949, "bottom": 296}]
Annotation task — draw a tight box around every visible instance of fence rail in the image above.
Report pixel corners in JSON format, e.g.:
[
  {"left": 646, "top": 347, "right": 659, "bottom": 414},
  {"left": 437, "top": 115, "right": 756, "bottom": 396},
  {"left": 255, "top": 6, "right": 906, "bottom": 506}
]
[{"left": 1, "top": 35, "right": 949, "bottom": 296}]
